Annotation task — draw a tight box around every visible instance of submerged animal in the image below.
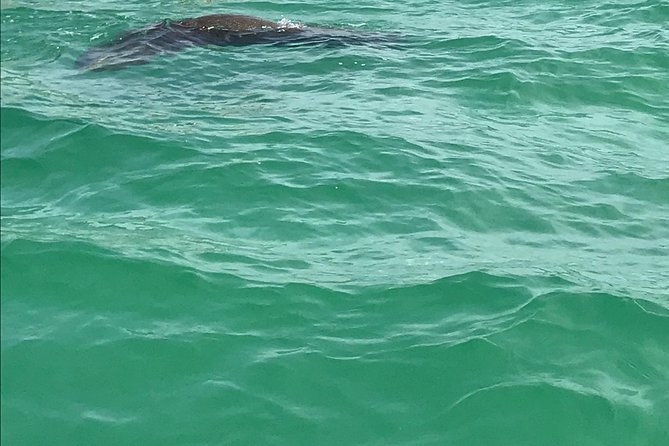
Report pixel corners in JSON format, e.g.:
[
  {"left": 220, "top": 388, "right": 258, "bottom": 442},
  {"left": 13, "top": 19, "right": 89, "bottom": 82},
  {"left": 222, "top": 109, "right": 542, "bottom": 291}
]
[{"left": 76, "top": 13, "right": 397, "bottom": 71}]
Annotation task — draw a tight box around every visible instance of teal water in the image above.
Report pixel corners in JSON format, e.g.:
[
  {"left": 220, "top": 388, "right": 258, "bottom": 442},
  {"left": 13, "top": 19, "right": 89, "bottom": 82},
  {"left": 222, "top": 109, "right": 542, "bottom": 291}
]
[{"left": 2, "top": 0, "right": 669, "bottom": 444}]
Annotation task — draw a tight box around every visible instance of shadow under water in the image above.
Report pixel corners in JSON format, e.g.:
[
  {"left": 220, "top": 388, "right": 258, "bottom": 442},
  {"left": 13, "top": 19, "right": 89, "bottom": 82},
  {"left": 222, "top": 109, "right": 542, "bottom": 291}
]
[{"left": 76, "top": 13, "right": 400, "bottom": 71}]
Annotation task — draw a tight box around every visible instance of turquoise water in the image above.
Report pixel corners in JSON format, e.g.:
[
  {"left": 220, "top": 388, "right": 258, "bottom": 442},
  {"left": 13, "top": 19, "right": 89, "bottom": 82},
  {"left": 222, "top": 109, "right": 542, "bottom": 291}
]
[{"left": 2, "top": 0, "right": 669, "bottom": 444}]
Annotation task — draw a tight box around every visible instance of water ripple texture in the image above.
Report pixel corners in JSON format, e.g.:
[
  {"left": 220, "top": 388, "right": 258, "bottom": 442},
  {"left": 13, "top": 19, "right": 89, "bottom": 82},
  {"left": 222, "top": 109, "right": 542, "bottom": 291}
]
[{"left": 2, "top": 1, "right": 668, "bottom": 445}]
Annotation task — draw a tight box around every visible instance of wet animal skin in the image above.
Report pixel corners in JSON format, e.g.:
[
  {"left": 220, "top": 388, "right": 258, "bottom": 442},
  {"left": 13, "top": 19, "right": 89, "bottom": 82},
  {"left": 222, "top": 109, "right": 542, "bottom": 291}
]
[{"left": 76, "top": 13, "right": 397, "bottom": 71}]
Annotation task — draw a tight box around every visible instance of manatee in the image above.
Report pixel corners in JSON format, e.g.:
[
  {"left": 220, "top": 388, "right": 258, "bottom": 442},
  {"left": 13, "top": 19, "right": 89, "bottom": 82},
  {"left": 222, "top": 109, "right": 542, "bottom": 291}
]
[{"left": 76, "top": 13, "right": 397, "bottom": 71}]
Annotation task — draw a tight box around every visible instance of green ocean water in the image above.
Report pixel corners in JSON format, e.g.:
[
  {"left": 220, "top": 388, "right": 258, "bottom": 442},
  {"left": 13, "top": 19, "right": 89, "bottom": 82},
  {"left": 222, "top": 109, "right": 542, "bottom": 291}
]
[{"left": 2, "top": 0, "right": 669, "bottom": 444}]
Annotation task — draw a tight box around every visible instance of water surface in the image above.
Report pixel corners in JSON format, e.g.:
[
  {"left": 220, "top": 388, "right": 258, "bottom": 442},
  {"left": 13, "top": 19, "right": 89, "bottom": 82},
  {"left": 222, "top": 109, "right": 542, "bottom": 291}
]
[{"left": 2, "top": 0, "right": 668, "bottom": 444}]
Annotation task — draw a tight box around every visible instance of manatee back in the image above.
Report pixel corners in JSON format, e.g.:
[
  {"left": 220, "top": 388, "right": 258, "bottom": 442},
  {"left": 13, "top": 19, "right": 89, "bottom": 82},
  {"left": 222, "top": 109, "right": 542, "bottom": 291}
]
[{"left": 174, "top": 14, "right": 280, "bottom": 32}]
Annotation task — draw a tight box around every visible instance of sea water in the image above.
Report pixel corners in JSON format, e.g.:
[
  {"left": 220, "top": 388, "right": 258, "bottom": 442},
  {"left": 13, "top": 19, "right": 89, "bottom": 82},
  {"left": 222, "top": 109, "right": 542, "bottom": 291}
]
[{"left": 1, "top": 1, "right": 668, "bottom": 444}]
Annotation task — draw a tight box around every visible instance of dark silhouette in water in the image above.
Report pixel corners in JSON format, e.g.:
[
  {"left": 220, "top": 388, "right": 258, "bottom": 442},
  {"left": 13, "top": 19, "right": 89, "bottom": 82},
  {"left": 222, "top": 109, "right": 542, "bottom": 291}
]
[{"left": 76, "top": 13, "right": 397, "bottom": 71}]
